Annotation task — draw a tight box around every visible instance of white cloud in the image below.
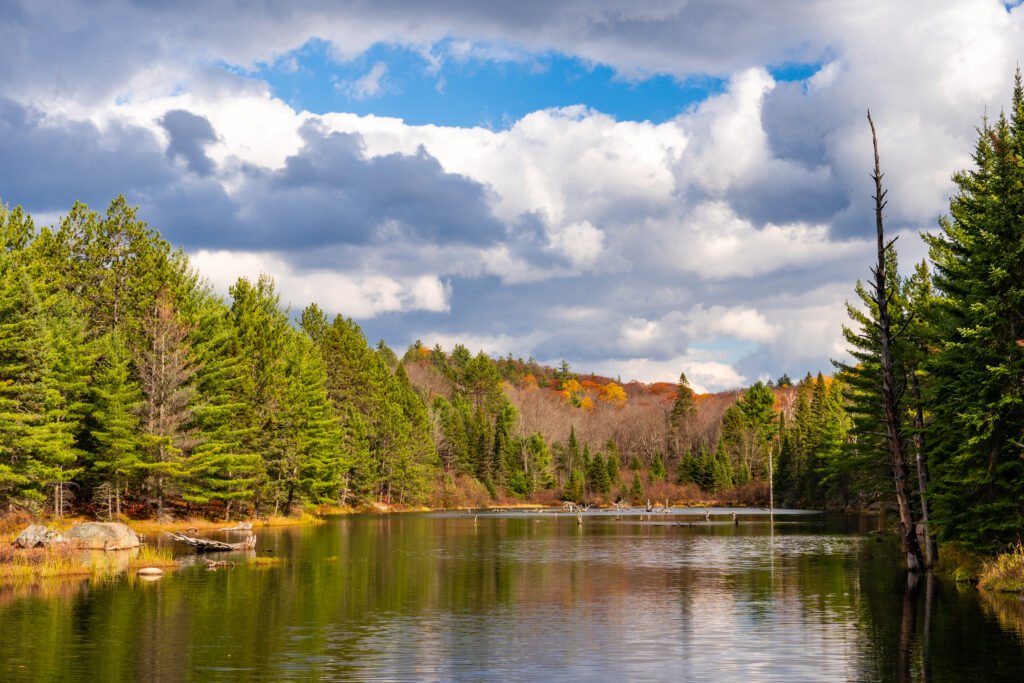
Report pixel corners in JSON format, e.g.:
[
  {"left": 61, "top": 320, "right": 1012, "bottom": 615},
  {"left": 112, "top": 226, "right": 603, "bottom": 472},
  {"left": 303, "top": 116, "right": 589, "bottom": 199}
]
[
  {"left": 413, "top": 331, "right": 547, "bottom": 358},
  {"left": 4, "top": 0, "right": 1024, "bottom": 389},
  {"left": 689, "top": 305, "right": 779, "bottom": 343},
  {"left": 340, "top": 62, "right": 391, "bottom": 100},
  {"left": 588, "top": 355, "right": 746, "bottom": 393},
  {"left": 190, "top": 249, "right": 450, "bottom": 318}
]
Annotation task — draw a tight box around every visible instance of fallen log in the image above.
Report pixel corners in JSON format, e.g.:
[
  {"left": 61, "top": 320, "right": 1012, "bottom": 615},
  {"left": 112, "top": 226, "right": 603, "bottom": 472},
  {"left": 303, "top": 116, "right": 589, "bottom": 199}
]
[
  {"left": 217, "top": 522, "right": 254, "bottom": 531},
  {"left": 165, "top": 531, "right": 256, "bottom": 552}
]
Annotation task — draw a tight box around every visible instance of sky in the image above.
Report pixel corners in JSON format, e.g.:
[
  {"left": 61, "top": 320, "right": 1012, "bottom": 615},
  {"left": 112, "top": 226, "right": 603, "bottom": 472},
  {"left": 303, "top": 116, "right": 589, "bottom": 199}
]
[{"left": 2, "top": 1, "right": 1023, "bottom": 392}]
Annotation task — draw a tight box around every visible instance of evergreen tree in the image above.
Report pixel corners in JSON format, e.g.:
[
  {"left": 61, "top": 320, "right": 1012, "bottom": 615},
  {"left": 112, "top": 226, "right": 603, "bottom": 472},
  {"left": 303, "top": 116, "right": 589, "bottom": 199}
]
[
  {"left": 0, "top": 266, "right": 77, "bottom": 510},
  {"left": 563, "top": 467, "right": 584, "bottom": 503},
  {"left": 184, "top": 298, "right": 261, "bottom": 517},
  {"left": 923, "top": 73, "right": 1024, "bottom": 551},
  {"left": 136, "top": 288, "right": 197, "bottom": 517},
  {"left": 668, "top": 371, "right": 697, "bottom": 459},
  {"left": 605, "top": 439, "right": 621, "bottom": 486},
  {"left": 90, "top": 331, "right": 143, "bottom": 519},
  {"left": 711, "top": 441, "right": 734, "bottom": 493},
  {"left": 526, "top": 433, "right": 555, "bottom": 491},
  {"left": 588, "top": 451, "right": 611, "bottom": 497},
  {"left": 629, "top": 471, "right": 645, "bottom": 504},
  {"left": 649, "top": 451, "right": 667, "bottom": 483}
]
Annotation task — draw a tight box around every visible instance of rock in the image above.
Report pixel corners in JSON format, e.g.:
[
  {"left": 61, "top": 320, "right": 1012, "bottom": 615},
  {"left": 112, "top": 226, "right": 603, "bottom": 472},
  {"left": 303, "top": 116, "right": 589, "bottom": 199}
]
[
  {"left": 65, "top": 522, "right": 140, "bottom": 550},
  {"left": 136, "top": 567, "right": 164, "bottom": 576},
  {"left": 13, "top": 524, "right": 66, "bottom": 548}
]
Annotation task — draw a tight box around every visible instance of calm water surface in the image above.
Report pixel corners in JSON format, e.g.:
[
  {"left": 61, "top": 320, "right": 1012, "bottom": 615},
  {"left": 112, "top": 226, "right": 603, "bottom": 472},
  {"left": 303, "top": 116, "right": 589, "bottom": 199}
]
[{"left": 1, "top": 509, "right": 1022, "bottom": 681}]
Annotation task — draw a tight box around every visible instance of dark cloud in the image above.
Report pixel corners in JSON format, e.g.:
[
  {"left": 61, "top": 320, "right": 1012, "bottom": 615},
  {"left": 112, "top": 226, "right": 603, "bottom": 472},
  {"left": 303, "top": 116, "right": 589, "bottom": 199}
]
[
  {"left": 0, "top": 1, "right": 831, "bottom": 105},
  {"left": 160, "top": 109, "right": 218, "bottom": 176},
  {"left": 726, "top": 163, "right": 849, "bottom": 226},
  {"left": 0, "top": 98, "right": 174, "bottom": 211},
  {"left": 0, "top": 102, "right": 506, "bottom": 255}
]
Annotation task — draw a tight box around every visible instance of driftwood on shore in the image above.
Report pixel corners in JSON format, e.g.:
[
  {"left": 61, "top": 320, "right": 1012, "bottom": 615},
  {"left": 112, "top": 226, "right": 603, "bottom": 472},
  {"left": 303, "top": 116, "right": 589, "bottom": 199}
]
[{"left": 165, "top": 531, "right": 256, "bottom": 552}]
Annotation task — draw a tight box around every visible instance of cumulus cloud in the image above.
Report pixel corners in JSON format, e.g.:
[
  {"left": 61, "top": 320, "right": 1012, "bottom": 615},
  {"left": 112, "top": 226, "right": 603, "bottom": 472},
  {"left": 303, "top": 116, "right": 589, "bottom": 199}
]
[
  {"left": 191, "top": 249, "right": 451, "bottom": 318},
  {"left": 2, "top": 0, "right": 1023, "bottom": 389}
]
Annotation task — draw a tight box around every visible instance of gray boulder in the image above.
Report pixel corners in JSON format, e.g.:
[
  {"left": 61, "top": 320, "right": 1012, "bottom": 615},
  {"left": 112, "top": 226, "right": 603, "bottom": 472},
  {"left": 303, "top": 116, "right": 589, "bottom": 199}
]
[
  {"left": 65, "top": 522, "right": 140, "bottom": 550},
  {"left": 13, "top": 524, "right": 66, "bottom": 549}
]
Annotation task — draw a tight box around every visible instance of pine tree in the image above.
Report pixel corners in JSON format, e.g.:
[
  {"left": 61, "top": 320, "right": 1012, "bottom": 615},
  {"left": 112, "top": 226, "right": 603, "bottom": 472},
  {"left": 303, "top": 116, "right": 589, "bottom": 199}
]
[
  {"left": 184, "top": 298, "right": 261, "bottom": 517},
  {"left": 90, "top": 331, "right": 143, "bottom": 519},
  {"left": 0, "top": 267, "right": 77, "bottom": 510},
  {"left": 668, "top": 371, "right": 697, "bottom": 459},
  {"left": 923, "top": 73, "right": 1024, "bottom": 551},
  {"left": 136, "top": 288, "right": 197, "bottom": 517}
]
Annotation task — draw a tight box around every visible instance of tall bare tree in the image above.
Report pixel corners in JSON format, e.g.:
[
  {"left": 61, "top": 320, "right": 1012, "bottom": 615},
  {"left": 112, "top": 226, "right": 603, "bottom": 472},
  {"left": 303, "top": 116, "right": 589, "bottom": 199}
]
[{"left": 867, "top": 111, "right": 923, "bottom": 572}]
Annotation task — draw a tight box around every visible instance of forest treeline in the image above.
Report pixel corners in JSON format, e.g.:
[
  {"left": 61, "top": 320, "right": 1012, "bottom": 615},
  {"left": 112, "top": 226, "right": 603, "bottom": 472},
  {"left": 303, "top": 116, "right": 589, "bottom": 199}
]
[
  {"left": 0, "top": 193, "right": 848, "bottom": 523},
  {"left": 1, "top": 76, "right": 1021, "bottom": 557}
]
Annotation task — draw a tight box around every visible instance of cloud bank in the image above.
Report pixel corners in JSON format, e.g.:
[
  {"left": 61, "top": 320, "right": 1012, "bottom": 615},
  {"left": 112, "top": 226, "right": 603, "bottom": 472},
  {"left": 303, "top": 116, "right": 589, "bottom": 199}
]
[{"left": 1, "top": 0, "right": 1022, "bottom": 389}]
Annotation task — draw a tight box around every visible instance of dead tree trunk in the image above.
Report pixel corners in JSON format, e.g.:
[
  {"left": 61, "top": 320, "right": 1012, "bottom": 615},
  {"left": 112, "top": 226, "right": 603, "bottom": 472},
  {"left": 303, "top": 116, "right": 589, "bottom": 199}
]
[
  {"left": 868, "top": 111, "right": 923, "bottom": 573},
  {"left": 910, "top": 371, "right": 937, "bottom": 568}
]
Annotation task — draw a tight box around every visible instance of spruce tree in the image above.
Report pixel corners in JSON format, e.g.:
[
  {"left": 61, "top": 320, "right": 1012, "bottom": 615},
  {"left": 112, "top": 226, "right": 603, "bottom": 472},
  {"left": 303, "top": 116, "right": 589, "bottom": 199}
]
[
  {"left": 604, "top": 439, "right": 621, "bottom": 486},
  {"left": 629, "top": 471, "right": 644, "bottom": 504},
  {"left": 923, "top": 73, "right": 1024, "bottom": 551},
  {"left": 649, "top": 451, "right": 667, "bottom": 483}
]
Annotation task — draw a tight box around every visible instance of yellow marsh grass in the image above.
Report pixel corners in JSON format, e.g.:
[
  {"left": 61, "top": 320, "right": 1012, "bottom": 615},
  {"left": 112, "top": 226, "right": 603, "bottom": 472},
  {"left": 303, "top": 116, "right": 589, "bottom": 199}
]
[
  {"left": 979, "top": 543, "right": 1024, "bottom": 593},
  {"left": 1, "top": 543, "right": 177, "bottom": 583}
]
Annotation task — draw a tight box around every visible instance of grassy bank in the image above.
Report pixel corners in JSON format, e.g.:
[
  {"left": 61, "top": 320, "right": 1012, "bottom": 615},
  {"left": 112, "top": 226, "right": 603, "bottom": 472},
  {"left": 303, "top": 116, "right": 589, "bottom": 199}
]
[
  {"left": 0, "top": 543, "right": 176, "bottom": 583},
  {"left": 978, "top": 544, "right": 1024, "bottom": 593},
  {"left": 934, "top": 541, "right": 1024, "bottom": 594}
]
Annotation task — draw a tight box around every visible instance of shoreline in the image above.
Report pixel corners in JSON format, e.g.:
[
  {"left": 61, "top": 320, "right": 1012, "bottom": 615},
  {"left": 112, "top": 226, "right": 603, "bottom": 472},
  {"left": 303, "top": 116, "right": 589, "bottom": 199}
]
[{"left": 5, "top": 508, "right": 1019, "bottom": 595}]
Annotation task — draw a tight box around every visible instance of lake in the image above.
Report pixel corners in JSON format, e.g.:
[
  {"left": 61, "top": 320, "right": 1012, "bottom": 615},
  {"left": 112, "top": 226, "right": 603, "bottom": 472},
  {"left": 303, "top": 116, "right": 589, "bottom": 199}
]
[{"left": 1, "top": 509, "right": 1022, "bottom": 681}]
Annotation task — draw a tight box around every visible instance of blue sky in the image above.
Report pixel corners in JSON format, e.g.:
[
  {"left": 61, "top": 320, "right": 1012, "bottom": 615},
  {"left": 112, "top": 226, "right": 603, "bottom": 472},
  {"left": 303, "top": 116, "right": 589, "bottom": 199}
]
[
  {"left": 248, "top": 40, "right": 825, "bottom": 129},
  {"left": 1, "top": 1, "right": 1022, "bottom": 390},
  {"left": 252, "top": 40, "right": 723, "bottom": 127}
]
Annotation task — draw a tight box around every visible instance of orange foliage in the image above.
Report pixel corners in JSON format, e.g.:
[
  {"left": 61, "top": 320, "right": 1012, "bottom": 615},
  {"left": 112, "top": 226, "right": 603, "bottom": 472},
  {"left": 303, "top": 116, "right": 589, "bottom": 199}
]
[
  {"left": 581, "top": 379, "right": 603, "bottom": 391},
  {"left": 647, "top": 382, "right": 677, "bottom": 400},
  {"left": 560, "top": 379, "right": 582, "bottom": 400},
  {"left": 522, "top": 373, "right": 538, "bottom": 389},
  {"left": 580, "top": 396, "right": 595, "bottom": 412},
  {"left": 417, "top": 346, "right": 432, "bottom": 357}
]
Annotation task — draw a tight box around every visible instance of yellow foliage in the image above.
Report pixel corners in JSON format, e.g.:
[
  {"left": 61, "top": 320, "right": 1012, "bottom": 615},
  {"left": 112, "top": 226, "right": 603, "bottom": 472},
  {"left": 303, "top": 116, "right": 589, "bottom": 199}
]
[
  {"left": 580, "top": 396, "right": 595, "bottom": 412},
  {"left": 599, "top": 381, "right": 627, "bottom": 405}
]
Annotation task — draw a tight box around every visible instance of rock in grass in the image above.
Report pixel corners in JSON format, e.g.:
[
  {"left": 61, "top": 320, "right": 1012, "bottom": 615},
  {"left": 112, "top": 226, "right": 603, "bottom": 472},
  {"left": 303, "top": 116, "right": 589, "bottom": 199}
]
[
  {"left": 13, "top": 524, "right": 66, "bottom": 548},
  {"left": 65, "top": 522, "right": 140, "bottom": 550}
]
